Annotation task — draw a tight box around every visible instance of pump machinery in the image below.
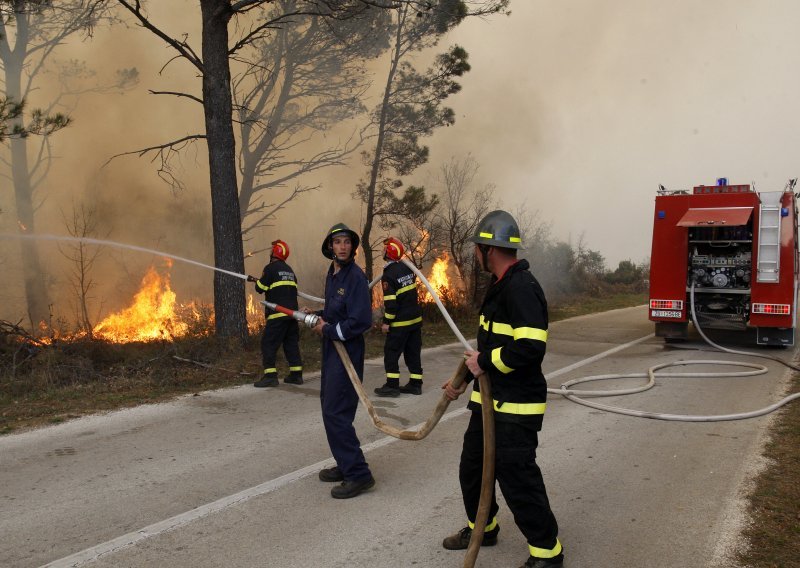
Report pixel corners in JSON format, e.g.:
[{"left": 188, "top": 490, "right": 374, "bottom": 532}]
[{"left": 649, "top": 178, "right": 799, "bottom": 345}]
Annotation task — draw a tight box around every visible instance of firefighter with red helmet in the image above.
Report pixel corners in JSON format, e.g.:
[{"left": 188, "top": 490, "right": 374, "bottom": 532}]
[
  {"left": 441, "top": 210, "right": 564, "bottom": 568},
  {"left": 374, "top": 237, "right": 424, "bottom": 397},
  {"left": 247, "top": 239, "right": 303, "bottom": 387}
]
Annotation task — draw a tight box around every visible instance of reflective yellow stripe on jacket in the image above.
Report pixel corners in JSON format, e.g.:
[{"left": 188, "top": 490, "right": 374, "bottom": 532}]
[
  {"left": 469, "top": 390, "right": 546, "bottom": 415},
  {"left": 390, "top": 316, "right": 422, "bottom": 328},
  {"left": 479, "top": 315, "right": 548, "bottom": 342},
  {"left": 257, "top": 279, "right": 297, "bottom": 292}
]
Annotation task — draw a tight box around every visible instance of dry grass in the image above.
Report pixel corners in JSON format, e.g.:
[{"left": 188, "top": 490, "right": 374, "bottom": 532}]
[{"left": 735, "top": 368, "right": 800, "bottom": 568}]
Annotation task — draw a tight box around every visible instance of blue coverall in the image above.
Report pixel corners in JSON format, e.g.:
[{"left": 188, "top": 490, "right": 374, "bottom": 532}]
[{"left": 320, "top": 260, "right": 373, "bottom": 482}]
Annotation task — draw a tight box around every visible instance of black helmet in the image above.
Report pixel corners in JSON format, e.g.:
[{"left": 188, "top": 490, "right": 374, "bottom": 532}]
[
  {"left": 321, "top": 222, "right": 361, "bottom": 259},
  {"left": 468, "top": 210, "right": 523, "bottom": 249}
]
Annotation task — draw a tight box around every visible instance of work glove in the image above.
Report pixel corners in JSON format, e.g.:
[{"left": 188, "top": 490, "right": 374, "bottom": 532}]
[{"left": 247, "top": 275, "right": 258, "bottom": 282}]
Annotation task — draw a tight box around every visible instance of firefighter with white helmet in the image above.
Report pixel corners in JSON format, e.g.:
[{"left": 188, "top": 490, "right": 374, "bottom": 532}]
[
  {"left": 374, "top": 236, "right": 424, "bottom": 397},
  {"left": 441, "top": 210, "right": 564, "bottom": 568},
  {"left": 248, "top": 239, "right": 303, "bottom": 387}
]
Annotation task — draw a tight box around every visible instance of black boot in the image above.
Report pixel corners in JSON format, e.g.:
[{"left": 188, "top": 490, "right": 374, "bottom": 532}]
[
  {"left": 519, "top": 554, "right": 564, "bottom": 568},
  {"left": 254, "top": 374, "right": 279, "bottom": 388},
  {"left": 442, "top": 525, "right": 499, "bottom": 550},
  {"left": 399, "top": 380, "right": 422, "bottom": 395},
  {"left": 330, "top": 475, "right": 375, "bottom": 499},
  {"left": 284, "top": 374, "right": 303, "bottom": 385},
  {"left": 318, "top": 466, "right": 344, "bottom": 482},
  {"left": 374, "top": 382, "right": 400, "bottom": 398}
]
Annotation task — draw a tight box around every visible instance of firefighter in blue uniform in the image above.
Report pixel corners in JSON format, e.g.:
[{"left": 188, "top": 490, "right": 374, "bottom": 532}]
[
  {"left": 441, "top": 210, "right": 564, "bottom": 568},
  {"left": 310, "top": 223, "right": 376, "bottom": 499},
  {"left": 248, "top": 239, "right": 303, "bottom": 387},
  {"left": 374, "top": 237, "right": 424, "bottom": 397}
]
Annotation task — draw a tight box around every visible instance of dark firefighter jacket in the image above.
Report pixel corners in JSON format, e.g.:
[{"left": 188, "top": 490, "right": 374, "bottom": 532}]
[
  {"left": 381, "top": 261, "right": 422, "bottom": 329},
  {"left": 255, "top": 259, "right": 298, "bottom": 319},
  {"left": 321, "top": 260, "right": 372, "bottom": 365},
  {"left": 468, "top": 259, "right": 549, "bottom": 429}
]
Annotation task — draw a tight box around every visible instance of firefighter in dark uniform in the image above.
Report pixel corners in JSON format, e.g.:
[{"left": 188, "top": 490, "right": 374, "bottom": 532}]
[
  {"left": 310, "top": 223, "right": 376, "bottom": 499},
  {"left": 374, "top": 237, "right": 424, "bottom": 397},
  {"left": 441, "top": 210, "right": 564, "bottom": 568},
  {"left": 248, "top": 239, "right": 303, "bottom": 387}
]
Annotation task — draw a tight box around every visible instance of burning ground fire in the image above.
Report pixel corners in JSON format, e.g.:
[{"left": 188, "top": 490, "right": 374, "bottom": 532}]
[
  {"left": 47, "top": 254, "right": 453, "bottom": 343},
  {"left": 88, "top": 263, "right": 262, "bottom": 343}
]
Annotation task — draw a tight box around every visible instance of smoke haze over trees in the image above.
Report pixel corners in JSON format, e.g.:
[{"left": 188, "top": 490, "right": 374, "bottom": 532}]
[{"left": 3, "top": 0, "right": 796, "bottom": 337}]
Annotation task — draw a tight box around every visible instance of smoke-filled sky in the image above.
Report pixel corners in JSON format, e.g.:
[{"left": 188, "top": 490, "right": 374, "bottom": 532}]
[{"left": 3, "top": 0, "right": 800, "bottom": 322}]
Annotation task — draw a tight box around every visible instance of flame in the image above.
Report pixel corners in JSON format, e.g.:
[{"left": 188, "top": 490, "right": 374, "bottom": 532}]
[
  {"left": 18, "top": 220, "right": 27, "bottom": 232},
  {"left": 422, "top": 253, "right": 454, "bottom": 303},
  {"left": 93, "top": 262, "right": 188, "bottom": 342}
]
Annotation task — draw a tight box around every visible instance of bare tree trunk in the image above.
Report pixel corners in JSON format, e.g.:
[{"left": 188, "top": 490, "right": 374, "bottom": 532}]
[
  {"left": 4, "top": 41, "right": 51, "bottom": 329},
  {"left": 201, "top": 0, "right": 247, "bottom": 340}
]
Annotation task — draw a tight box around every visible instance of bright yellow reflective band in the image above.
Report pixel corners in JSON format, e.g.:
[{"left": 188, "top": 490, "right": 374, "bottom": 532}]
[
  {"left": 468, "top": 517, "right": 498, "bottom": 531},
  {"left": 470, "top": 391, "right": 546, "bottom": 415},
  {"left": 267, "top": 312, "right": 288, "bottom": 320},
  {"left": 384, "top": 313, "right": 396, "bottom": 320},
  {"left": 491, "top": 347, "right": 513, "bottom": 373},
  {"left": 383, "top": 294, "right": 397, "bottom": 300},
  {"left": 269, "top": 280, "right": 297, "bottom": 289},
  {"left": 509, "top": 236, "right": 521, "bottom": 243},
  {"left": 513, "top": 327, "right": 547, "bottom": 341},
  {"left": 480, "top": 317, "right": 547, "bottom": 343},
  {"left": 256, "top": 280, "right": 269, "bottom": 292},
  {"left": 264, "top": 368, "right": 277, "bottom": 374},
  {"left": 409, "top": 373, "right": 423, "bottom": 380},
  {"left": 390, "top": 316, "right": 422, "bottom": 328},
  {"left": 386, "top": 372, "right": 400, "bottom": 379},
  {"left": 396, "top": 283, "right": 416, "bottom": 295},
  {"left": 529, "top": 539, "right": 562, "bottom": 559},
  {"left": 479, "top": 232, "right": 493, "bottom": 238},
  {"left": 289, "top": 366, "right": 302, "bottom": 371}
]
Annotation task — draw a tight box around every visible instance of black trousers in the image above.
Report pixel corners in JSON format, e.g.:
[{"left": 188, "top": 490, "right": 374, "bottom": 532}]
[
  {"left": 459, "top": 411, "right": 559, "bottom": 555},
  {"left": 383, "top": 325, "right": 422, "bottom": 378},
  {"left": 261, "top": 317, "right": 302, "bottom": 373}
]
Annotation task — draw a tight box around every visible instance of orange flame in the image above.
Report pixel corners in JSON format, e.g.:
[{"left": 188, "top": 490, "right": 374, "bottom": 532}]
[
  {"left": 422, "top": 253, "right": 453, "bottom": 303},
  {"left": 93, "top": 263, "right": 188, "bottom": 342}
]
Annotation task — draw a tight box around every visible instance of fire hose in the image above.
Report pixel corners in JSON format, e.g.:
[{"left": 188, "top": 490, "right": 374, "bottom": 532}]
[
  {"left": 550, "top": 281, "right": 800, "bottom": 421},
  {"left": 262, "top": 256, "right": 495, "bottom": 568}
]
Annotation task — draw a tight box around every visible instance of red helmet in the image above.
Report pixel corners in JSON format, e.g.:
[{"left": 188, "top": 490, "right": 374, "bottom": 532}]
[
  {"left": 383, "top": 237, "right": 405, "bottom": 261},
  {"left": 271, "top": 239, "right": 289, "bottom": 261}
]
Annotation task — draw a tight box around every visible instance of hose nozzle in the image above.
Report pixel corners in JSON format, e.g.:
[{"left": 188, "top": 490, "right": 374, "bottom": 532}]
[{"left": 261, "top": 301, "right": 320, "bottom": 328}]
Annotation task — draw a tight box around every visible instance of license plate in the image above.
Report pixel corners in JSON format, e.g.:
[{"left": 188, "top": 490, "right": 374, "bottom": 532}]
[{"left": 651, "top": 310, "right": 682, "bottom": 318}]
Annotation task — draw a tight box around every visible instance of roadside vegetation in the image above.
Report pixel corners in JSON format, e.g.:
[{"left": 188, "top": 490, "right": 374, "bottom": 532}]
[
  {"left": 735, "top": 368, "right": 800, "bottom": 568},
  {"left": 0, "top": 291, "right": 646, "bottom": 434}
]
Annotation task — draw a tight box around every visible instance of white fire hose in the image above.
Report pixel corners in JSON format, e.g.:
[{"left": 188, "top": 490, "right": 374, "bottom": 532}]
[{"left": 551, "top": 282, "right": 800, "bottom": 421}]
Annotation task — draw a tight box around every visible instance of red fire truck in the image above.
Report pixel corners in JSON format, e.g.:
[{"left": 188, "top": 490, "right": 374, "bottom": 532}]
[{"left": 649, "top": 179, "right": 798, "bottom": 345}]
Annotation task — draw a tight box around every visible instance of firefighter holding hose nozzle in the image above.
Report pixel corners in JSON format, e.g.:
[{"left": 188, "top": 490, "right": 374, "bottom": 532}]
[
  {"left": 308, "top": 223, "right": 376, "bottom": 499},
  {"left": 441, "top": 210, "right": 564, "bottom": 568},
  {"left": 248, "top": 239, "right": 303, "bottom": 387}
]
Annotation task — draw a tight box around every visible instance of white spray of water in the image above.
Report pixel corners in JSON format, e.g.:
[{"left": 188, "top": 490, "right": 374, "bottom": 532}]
[{"left": 0, "top": 233, "right": 248, "bottom": 280}]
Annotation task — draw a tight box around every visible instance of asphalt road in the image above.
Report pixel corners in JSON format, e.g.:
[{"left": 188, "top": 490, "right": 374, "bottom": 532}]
[{"left": 1, "top": 305, "right": 795, "bottom": 568}]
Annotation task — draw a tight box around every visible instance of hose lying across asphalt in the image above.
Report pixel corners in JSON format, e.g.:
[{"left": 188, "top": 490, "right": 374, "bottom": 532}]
[{"left": 552, "top": 283, "right": 800, "bottom": 421}]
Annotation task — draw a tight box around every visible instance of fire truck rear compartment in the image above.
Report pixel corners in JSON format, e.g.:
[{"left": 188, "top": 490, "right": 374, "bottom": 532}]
[{"left": 688, "top": 224, "right": 752, "bottom": 331}]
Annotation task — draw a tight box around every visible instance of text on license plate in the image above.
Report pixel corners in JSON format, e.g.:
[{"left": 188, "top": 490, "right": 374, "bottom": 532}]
[{"left": 651, "top": 310, "right": 682, "bottom": 318}]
